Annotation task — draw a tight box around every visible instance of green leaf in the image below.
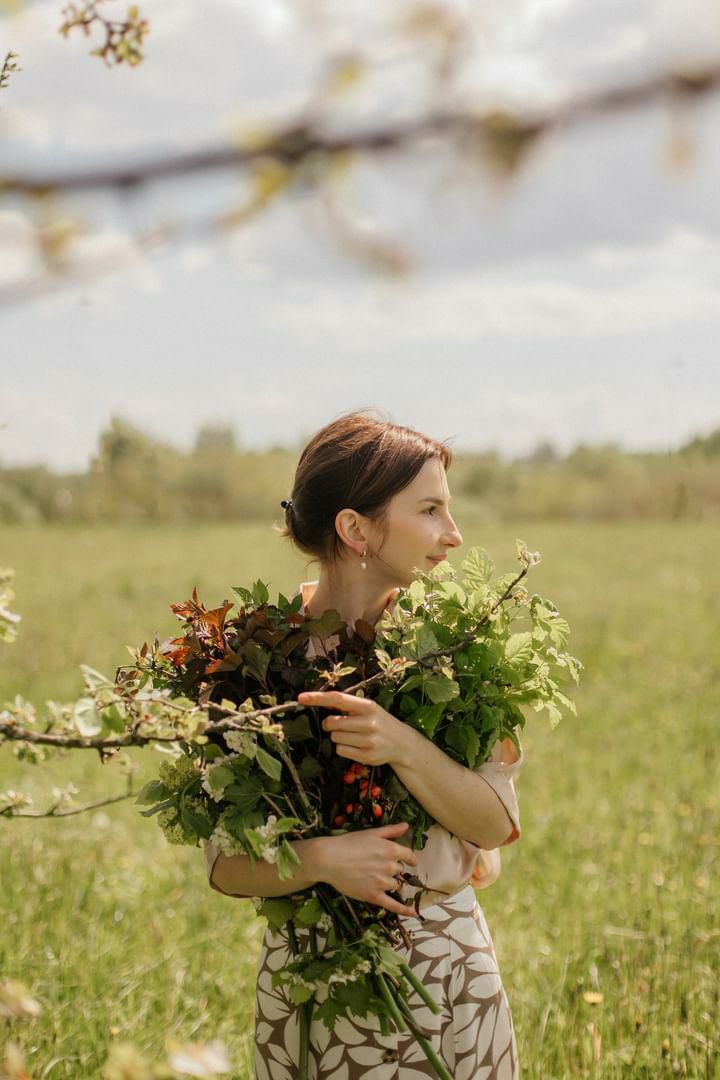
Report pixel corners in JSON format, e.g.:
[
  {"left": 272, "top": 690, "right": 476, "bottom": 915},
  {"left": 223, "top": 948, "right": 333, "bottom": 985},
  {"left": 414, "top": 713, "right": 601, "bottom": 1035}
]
[
  {"left": 222, "top": 775, "right": 263, "bottom": 812},
  {"left": 256, "top": 746, "right": 282, "bottom": 781},
  {"left": 415, "top": 623, "right": 439, "bottom": 658},
  {"left": 207, "top": 765, "right": 234, "bottom": 794},
  {"left": 423, "top": 673, "right": 460, "bottom": 704},
  {"left": 276, "top": 838, "right": 302, "bottom": 880},
  {"left": 298, "top": 755, "right": 323, "bottom": 779},
  {"left": 385, "top": 775, "right": 409, "bottom": 801},
  {"left": 288, "top": 983, "right": 315, "bottom": 1005},
  {"left": 461, "top": 546, "right": 494, "bottom": 587},
  {"left": 443, "top": 582, "right": 467, "bottom": 605},
  {"left": 544, "top": 700, "right": 563, "bottom": 729},
  {"left": 257, "top": 897, "right": 298, "bottom": 931},
  {"left": 334, "top": 980, "right": 372, "bottom": 1016},
  {"left": 282, "top": 714, "right": 313, "bottom": 741},
  {"left": 231, "top": 585, "right": 254, "bottom": 606},
  {"left": 505, "top": 632, "right": 533, "bottom": 666},
  {"left": 315, "top": 995, "right": 343, "bottom": 1031},
  {"left": 138, "top": 797, "right": 176, "bottom": 817},
  {"left": 181, "top": 807, "right": 212, "bottom": 839},
  {"left": 294, "top": 897, "right": 324, "bottom": 927},
  {"left": 252, "top": 580, "right": 270, "bottom": 606},
  {"left": 242, "top": 641, "right": 271, "bottom": 685},
  {"left": 549, "top": 617, "right": 571, "bottom": 649},
  {"left": 134, "top": 780, "right": 170, "bottom": 805},
  {"left": 464, "top": 725, "right": 480, "bottom": 768},
  {"left": 410, "top": 702, "right": 445, "bottom": 738},
  {"left": 407, "top": 580, "right": 426, "bottom": 608},
  {"left": 101, "top": 703, "right": 126, "bottom": 733}
]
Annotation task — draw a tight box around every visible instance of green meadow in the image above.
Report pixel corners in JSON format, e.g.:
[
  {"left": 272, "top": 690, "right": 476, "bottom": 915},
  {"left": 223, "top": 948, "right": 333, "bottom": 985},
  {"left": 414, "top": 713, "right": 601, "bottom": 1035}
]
[{"left": 1, "top": 516, "right": 717, "bottom": 1078}]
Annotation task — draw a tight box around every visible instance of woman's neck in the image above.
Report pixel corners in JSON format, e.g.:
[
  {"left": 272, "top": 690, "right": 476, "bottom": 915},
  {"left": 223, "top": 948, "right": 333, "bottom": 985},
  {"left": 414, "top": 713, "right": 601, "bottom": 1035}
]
[{"left": 303, "top": 576, "right": 399, "bottom": 632}]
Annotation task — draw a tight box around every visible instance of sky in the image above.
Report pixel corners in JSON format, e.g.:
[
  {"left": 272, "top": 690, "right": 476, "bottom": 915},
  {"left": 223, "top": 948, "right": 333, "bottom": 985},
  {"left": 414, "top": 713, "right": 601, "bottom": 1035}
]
[{"left": 2, "top": 0, "right": 720, "bottom": 470}]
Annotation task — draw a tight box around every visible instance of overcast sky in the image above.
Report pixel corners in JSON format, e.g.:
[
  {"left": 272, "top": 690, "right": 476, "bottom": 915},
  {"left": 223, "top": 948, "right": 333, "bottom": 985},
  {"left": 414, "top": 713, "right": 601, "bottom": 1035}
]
[{"left": 2, "top": 0, "right": 720, "bottom": 470}]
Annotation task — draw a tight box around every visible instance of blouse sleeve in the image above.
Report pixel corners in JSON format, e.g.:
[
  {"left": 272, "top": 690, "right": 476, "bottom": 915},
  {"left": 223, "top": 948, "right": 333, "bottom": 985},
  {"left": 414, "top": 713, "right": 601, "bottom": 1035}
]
[
  {"left": 472, "top": 734, "right": 524, "bottom": 846},
  {"left": 204, "top": 839, "right": 255, "bottom": 898}
]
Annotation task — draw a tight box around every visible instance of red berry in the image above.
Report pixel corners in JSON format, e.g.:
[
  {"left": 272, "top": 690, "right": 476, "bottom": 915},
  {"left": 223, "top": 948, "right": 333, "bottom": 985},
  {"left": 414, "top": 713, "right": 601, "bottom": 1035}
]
[
  {"left": 372, "top": 803, "right": 382, "bottom": 818},
  {"left": 371, "top": 785, "right": 381, "bottom": 798},
  {"left": 343, "top": 771, "right": 355, "bottom": 785},
  {"left": 345, "top": 803, "right": 354, "bottom": 814},
  {"left": 334, "top": 814, "right": 346, "bottom": 826},
  {"left": 359, "top": 780, "right": 369, "bottom": 792}
]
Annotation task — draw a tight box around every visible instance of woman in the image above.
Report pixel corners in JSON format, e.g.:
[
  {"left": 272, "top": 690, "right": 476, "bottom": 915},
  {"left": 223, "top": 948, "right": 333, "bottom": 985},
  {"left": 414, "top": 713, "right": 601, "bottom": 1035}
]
[{"left": 203, "top": 410, "right": 523, "bottom": 1079}]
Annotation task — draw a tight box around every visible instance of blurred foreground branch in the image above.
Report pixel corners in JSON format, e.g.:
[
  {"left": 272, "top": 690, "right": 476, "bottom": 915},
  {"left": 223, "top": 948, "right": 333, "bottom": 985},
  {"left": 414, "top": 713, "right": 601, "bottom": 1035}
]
[{"left": 1, "top": 60, "right": 719, "bottom": 304}]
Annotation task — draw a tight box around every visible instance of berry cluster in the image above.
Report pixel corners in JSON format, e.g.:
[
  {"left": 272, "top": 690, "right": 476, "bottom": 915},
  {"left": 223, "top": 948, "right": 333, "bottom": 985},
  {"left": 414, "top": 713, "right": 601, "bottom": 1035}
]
[{"left": 333, "top": 762, "right": 385, "bottom": 826}]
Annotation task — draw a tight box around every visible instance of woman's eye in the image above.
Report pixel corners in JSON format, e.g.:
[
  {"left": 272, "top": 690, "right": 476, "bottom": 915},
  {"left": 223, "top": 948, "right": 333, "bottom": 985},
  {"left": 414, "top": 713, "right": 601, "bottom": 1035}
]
[{"left": 424, "top": 507, "right": 436, "bottom": 515}]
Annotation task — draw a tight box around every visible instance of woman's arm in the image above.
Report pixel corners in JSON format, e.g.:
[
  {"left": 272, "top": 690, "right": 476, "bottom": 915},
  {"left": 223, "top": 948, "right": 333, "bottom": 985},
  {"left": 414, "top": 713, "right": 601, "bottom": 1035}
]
[
  {"left": 207, "top": 836, "right": 328, "bottom": 898},
  {"left": 206, "top": 823, "right": 421, "bottom": 917},
  {"left": 392, "top": 727, "right": 517, "bottom": 850},
  {"left": 297, "top": 689, "right": 522, "bottom": 851}
]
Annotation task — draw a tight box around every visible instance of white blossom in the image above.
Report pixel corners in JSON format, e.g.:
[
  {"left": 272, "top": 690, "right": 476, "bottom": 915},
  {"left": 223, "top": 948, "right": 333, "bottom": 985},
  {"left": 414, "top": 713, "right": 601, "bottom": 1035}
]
[
  {"left": 209, "top": 822, "right": 245, "bottom": 857},
  {"left": 201, "top": 754, "right": 238, "bottom": 802}
]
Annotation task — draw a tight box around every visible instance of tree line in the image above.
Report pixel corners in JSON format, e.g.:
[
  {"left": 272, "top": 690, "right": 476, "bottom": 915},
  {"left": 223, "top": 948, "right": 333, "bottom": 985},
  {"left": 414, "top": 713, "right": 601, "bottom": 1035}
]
[{"left": 1, "top": 416, "right": 718, "bottom": 524}]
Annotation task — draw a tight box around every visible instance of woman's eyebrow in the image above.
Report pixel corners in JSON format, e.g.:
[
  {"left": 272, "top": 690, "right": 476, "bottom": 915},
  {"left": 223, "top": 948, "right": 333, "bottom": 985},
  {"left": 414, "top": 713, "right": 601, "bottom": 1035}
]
[{"left": 418, "top": 496, "right": 451, "bottom": 505}]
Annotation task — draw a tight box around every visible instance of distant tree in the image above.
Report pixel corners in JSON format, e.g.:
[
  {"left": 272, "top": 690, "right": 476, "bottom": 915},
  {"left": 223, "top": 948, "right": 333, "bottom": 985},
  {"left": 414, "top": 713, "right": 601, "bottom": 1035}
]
[
  {"left": 193, "top": 423, "right": 238, "bottom": 457},
  {"left": 678, "top": 425, "right": 720, "bottom": 457},
  {"left": 518, "top": 440, "right": 560, "bottom": 466}
]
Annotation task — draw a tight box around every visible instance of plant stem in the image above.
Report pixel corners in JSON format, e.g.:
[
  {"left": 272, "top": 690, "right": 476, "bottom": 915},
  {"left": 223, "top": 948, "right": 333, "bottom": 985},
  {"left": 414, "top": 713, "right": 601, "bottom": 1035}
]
[
  {"left": 394, "top": 994, "right": 453, "bottom": 1080},
  {"left": 399, "top": 961, "right": 441, "bottom": 1014},
  {"left": 374, "top": 973, "right": 408, "bottom": 1033},
  {"left": 286, "top": 920, "right": 310, "bottom": 1080}
]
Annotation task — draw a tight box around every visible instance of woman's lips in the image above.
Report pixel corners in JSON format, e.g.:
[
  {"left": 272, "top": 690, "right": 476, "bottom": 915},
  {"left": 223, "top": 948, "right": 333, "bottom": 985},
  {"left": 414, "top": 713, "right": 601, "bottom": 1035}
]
[{"left": 427, "top": 555, "right": 447, "bottom": 563}]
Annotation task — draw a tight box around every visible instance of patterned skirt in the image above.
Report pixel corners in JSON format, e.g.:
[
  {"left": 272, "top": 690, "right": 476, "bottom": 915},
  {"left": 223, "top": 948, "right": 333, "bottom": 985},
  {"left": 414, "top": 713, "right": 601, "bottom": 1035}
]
[{"left": 253, "top": 884, "right": 519, "bottom": 1080}]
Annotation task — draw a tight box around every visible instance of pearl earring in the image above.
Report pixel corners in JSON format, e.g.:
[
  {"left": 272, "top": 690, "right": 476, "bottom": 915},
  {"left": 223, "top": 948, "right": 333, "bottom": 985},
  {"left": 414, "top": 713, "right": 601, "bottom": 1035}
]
[{"left": 360, "top": 547, "right": 368, "bottom": 570}]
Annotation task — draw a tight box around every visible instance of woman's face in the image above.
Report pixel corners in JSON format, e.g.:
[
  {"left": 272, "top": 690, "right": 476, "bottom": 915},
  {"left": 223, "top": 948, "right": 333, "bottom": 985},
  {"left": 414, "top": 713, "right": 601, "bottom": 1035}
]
[{"left": 368, "top": 457, "right": 463, "bottom": 586}]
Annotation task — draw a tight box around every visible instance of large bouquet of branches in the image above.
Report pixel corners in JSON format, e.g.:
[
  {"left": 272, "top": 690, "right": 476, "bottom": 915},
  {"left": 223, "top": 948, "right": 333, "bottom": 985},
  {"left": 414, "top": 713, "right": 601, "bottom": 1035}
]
[{"left": 120, "top": 540, "right": 581, "bottom": 1080}]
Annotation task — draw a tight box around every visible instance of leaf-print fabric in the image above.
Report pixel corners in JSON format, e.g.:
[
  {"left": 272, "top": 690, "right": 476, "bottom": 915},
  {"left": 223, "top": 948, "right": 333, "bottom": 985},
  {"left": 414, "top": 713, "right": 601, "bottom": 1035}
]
[{"left": 254, "top": 884, "right": 519, "bottom": 1079}]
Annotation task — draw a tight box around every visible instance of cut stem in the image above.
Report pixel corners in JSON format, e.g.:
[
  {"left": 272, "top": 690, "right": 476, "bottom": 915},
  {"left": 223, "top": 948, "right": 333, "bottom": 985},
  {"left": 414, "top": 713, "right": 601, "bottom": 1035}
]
[
  {"left": 394, "top": 995, "right": 453, "bottom": 1080},
  {"left": 374, "top": 973, "right": 408, "bottom": 1033},
  {"left": 286, "top": 920, "right": 310, "bottom": 1080},
  {"left": 399, "top": 961, "right": 441, "bottom": 1014}
]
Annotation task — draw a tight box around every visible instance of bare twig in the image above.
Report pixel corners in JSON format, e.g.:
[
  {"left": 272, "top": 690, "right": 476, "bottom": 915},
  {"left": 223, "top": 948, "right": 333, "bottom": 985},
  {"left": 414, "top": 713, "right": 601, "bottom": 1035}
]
[{"left": 3, "top": 789, "right": 137, "bottom": 818}]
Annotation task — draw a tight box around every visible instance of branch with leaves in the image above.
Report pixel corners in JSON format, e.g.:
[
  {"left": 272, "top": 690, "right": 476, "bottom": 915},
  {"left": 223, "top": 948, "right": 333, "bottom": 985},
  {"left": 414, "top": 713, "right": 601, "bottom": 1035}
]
[
  {"left": 0, "top": 50, "right": 21, "bottom": 93},
  {"left": 1, "top": 56, "right": 719, "bottom": 304},
  {"left": 59, "top": 0, "right": 149, "bottom": 67}
]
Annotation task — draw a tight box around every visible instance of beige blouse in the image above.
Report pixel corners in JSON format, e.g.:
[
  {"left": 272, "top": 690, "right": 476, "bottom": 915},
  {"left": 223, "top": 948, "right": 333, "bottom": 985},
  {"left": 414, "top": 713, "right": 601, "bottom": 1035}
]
[{"left": 204, "top": 580, "right": 523, "bottom": 909}]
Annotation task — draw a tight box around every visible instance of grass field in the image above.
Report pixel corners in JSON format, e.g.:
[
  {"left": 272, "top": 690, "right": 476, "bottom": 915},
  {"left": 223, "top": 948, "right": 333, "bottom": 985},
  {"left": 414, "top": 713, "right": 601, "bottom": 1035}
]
[{"left": 1, "top": 519, "right": 718, "bottom": 1078}]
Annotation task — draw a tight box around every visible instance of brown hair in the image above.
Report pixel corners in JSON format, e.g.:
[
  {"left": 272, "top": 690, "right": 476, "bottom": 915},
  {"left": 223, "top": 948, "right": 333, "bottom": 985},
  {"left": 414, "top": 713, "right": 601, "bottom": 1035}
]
[{"left": 275, "top": 408, "right": 453, "bottom": 568}]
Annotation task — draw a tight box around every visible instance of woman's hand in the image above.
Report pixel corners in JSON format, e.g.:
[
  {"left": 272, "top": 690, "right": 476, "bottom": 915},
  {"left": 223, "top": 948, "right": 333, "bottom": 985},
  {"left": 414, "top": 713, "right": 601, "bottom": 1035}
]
[
  {"left": 312, "top": 821, "right": 420, "bottom": 919},
  {"left": 297, "top": 689, "right": 414, "bottom": 769}
]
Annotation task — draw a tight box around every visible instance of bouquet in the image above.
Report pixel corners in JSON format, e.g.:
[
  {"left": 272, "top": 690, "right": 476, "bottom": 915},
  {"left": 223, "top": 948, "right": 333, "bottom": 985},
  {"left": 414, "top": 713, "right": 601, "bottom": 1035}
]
[{"left": 125, "top": 540, "right": 581, "bottom": 1080}]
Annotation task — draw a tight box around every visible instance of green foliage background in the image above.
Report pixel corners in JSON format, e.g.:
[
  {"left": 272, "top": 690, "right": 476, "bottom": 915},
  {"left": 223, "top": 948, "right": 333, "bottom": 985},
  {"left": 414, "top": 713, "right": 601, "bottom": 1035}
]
[{"left": 0, "top": 518, "right": 717, "bottom": 1078}]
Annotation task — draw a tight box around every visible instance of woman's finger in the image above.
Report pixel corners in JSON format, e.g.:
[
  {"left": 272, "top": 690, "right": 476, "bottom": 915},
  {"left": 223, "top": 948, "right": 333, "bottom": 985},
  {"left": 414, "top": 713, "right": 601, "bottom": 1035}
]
[
  {"left": 323, "top": 715, "right": 373, "bottom": 732},
  {"left": 378, "top": 894, "right": 417, "bottom": 919},
  {"left": 334, "top": 744, "right": 369, "bottom": 761},
  {"left": 298, "top": 690, "right": 368, "bottom": 711},
  {"left": 330, "top": 733, "right": 370, "bottom": 748}
]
